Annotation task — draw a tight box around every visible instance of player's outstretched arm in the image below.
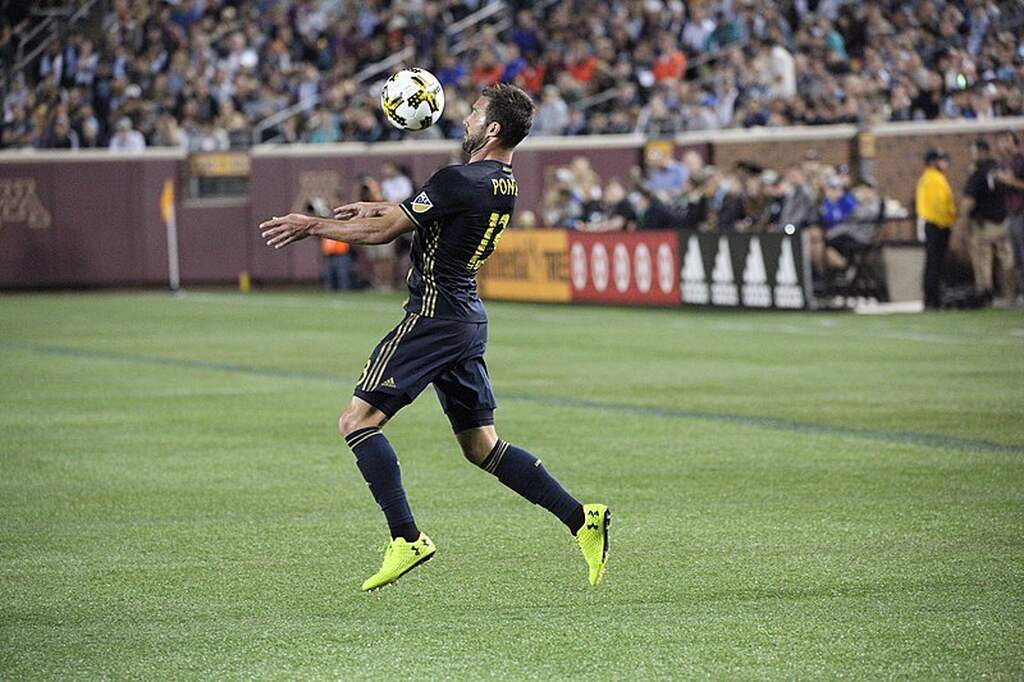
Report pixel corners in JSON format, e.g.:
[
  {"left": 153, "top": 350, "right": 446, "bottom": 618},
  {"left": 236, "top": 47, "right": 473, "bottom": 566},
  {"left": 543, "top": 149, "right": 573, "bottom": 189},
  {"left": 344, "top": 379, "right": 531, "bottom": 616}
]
[
  {"left": 260, "top": 205, "right": 414, "bottom": 249},
  {"left": 333, "top": 201, "right": 396, "bottom": 220}
]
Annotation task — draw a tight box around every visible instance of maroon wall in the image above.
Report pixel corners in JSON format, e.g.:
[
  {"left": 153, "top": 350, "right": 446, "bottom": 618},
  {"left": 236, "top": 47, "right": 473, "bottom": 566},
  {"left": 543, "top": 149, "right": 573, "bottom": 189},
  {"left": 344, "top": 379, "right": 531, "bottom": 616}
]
[
  {"left": 4, "top": 119, "right": 1021, "bottom": 289},
  {"left": 0, "top": 155, "right": 177, "bottom": 288},
  {"left": 177, "top": 200, "right": 250, "bottom": 283}
]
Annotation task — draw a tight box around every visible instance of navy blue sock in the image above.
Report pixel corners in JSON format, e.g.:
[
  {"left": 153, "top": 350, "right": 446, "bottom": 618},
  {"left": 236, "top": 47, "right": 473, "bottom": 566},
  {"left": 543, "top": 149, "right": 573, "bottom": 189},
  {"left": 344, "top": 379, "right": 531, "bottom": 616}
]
[
  {"left": 479, "top": 440, "right": 582, "bottom": 531},
  {"left": 345, "top": 427, "right": 419, "bottom": 542}
]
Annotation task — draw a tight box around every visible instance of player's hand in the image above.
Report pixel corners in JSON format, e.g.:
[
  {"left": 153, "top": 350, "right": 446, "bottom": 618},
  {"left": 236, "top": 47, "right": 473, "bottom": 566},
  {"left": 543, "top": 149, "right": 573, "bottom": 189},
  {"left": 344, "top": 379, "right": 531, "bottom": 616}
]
[
  {"left": 333, "top": 202, "right": 389, "bottom": 220},
  {"left": 259, "top": 213, "right": 317, "bottom": 249}
]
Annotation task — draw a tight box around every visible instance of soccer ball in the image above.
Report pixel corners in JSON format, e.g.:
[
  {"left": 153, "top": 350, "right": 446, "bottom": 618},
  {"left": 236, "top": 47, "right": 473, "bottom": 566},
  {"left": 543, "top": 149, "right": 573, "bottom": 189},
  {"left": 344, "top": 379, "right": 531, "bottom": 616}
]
[{"left": 380, "top": 68, "right": 445, "bottom": 131}]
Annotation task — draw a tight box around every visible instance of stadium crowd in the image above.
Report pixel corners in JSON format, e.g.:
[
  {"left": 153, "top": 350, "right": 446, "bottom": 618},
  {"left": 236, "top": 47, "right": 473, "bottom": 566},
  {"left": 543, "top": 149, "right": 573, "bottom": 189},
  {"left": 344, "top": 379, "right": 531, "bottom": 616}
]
[
  {"left": 534, "top": 145, "right": 894, "bottom": 238},
  {"left": 537, "top": 129, "right": 1024, "bottom": 306},
  {"left": 2, "top": 0, "right": 1023, "bottom": 150}
]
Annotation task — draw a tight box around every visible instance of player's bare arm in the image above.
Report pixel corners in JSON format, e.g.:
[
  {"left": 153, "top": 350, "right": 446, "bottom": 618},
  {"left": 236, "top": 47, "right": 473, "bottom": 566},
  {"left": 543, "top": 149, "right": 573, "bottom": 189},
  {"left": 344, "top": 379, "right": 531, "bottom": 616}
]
[
  {"left": 259, "top": 204, "right": 413, "bottom": 249},
  {"left": 333, "top": 201, "right": 396, "bottom": 220}
]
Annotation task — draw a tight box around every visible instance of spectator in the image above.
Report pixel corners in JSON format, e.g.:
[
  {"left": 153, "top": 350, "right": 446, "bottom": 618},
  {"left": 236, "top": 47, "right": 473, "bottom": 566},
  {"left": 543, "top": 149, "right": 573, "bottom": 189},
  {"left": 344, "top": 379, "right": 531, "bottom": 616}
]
[
  {"left": 822, "top": 175, "right": 858, "bottom": 232},
  {"left": 710, "top": 172, "right": 747, "bottom": 233},
  {"left": 777, "top": 167, "right": 817, "bottom": 232},
  {"left": 79, "top": 118, "right": 104, "bottom": 148},
  {"left": 304, "top": 109, "right": 340, "bottom": 144},
  {"left": 995, "top": 131, "right": 1024, "bottom": 305},
  {"left": 108, "top": 116, "right": 145, "bottom": 151},
  {"left": 824, "top": 180, "right": 889, "bottom": 275},
  {"left": 807, "top": 175, "right": 857, "bottom": 273},
  {"left": 510, "top": 10, "right": 542, "bottom": 58},
  {"left": 322, "top": 237, "right": 353, "bottom": 291},
  {"left": 435, "top": 54, "right": 467, "bottom": 88},
  {"left": 645, "top": 147, "right": 689, "bottom": 196},
  {"left": 152, "top": 113, "right": 187, "bottom": 150},
  {"left": 636, "top": 187, "right": 681, "bottom": 230},
  {"left": 959, "top": 139, "right": 1012, "bottom": 305},
  {"left": 471, "top": 50, "right": 503, "bottom": 87},
  {"left": 502, "top": 44, "right": 528, "bottom": 83},
  {"left": 652, "top": 33, "right": 686, "bottom": 84},
  {"left": 380, "top": 162, "right": 413, "bottom": 203},
  {"left": 586, "top": 180, "right": 637, "bottom": 232},
  {"left": 532, "top": 86, "right": 570, "bottom": 137},
  {"left": 916, "top": 148, "right": 958, "bottom": 309},
  {"left": 747, "top": 170, "right": 783, "bottom": 232},
  {"left": 767, "top": 38, "right": 796, "bottom": 99},
  {"left": 45, "top": 115, "right": 80, "bottom": 149}
]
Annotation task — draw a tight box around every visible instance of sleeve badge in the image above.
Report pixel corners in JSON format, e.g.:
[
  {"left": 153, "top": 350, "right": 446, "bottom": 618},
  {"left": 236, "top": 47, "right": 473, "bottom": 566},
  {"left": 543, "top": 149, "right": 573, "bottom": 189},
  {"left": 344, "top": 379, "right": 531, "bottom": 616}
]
[{"left": 411, "top": 191, "right": 433, "bottom": 213}]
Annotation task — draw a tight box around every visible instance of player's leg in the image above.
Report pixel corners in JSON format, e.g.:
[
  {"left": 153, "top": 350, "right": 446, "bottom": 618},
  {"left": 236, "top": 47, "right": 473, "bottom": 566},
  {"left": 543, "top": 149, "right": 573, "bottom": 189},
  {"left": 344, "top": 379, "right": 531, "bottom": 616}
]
[
  {"left": 451, "top": 422, "right": 610, "bottom": 586},
  {"left": 338, "top": 396, "right": 418, "bottom": 543},
  {"left": 454, "top": 424, "right": 584, "bottom": 533},
  {"left": 340, "top": 394, "right": 436, "bottom": 593},
  {"left": 343, "top": 314, "right": 456, "bottom": 590},
  {"left": 433, "top": 325, "right": 610, "bottom": 585}
]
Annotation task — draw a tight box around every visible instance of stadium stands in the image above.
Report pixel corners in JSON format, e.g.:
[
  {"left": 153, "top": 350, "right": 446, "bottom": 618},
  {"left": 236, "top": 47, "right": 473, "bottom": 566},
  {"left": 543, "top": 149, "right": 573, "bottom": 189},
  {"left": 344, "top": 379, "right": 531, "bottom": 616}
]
[{"left": 2, "top": 0, "right": 1023, "bottom": 150}]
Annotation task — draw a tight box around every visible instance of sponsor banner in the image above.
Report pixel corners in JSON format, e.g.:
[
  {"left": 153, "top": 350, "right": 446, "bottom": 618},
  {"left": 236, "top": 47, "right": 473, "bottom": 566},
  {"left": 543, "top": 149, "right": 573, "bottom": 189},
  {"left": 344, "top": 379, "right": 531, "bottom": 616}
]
[
  {"left": 568, "top": 230, "right": 679, "bottom": 305},
  {"left": 189, "top": 152, "right": 251, "bottom": 177},
  {"left": 679, "top": 230, "right": 809, "bottom": 309},
  {"left": 477, "top": 229, "right": 570, "bottom": 302}
]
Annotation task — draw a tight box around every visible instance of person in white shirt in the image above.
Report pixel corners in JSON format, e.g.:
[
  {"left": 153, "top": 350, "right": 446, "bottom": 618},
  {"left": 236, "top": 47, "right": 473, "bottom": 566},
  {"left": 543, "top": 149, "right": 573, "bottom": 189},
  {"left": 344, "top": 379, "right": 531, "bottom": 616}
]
[
  {"left": 108, "top": 117, "right": 146, "bottom": 151},
  {"left": 380, "top": 162, "right": 413, "bottom": 203}
]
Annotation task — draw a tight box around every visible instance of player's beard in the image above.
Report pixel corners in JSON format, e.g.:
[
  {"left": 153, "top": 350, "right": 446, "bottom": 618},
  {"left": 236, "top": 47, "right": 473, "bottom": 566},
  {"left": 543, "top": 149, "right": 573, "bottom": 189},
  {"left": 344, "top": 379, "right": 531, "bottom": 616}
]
[{"left": 462, "top": 127, "right": 486, "bottom": 156}]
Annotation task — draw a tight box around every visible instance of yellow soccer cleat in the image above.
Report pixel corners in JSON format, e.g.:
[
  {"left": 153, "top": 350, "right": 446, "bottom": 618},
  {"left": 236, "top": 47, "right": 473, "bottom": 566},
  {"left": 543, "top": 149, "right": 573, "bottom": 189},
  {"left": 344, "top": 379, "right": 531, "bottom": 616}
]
[
  {"left": 576, "top": 504, "right": 611, "bottom": 586},
  {"left": 361, "top": 533, "right": 436, "bottom": 591}
]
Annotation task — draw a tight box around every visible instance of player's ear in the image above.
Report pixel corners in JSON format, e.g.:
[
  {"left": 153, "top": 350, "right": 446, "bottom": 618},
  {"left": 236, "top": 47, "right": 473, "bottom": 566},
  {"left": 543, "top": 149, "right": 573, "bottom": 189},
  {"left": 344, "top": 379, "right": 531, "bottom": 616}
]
[{"left": 486, "top": 120, "right": 502, "bottom": 139}]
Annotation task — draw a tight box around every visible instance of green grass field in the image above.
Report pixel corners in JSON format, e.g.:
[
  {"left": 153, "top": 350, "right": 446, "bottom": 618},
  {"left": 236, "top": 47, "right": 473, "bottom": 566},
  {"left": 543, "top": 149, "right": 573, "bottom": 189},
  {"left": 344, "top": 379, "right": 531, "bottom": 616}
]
[{"left": 2, "top": 291, "right": 1023, "bottom": 679}]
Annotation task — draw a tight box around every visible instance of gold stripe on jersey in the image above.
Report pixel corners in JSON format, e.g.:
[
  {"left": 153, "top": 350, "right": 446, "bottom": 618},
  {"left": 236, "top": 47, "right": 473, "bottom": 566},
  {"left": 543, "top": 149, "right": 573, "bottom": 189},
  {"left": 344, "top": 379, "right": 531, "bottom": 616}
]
[
  {"left": 361, "top": 314, "right": 419, "bottom": 392},
  {"left": 421, "top": 222, "right": 441, "bottom": 317},
  {"left": 368, "top": 313, "right": 419, "bottom": 391},
  {"left": 362, "top": 314, "right": 415, "bottom": 392},
  {"left": 421, "top": 224, "right": 433, "bottom": 317}
]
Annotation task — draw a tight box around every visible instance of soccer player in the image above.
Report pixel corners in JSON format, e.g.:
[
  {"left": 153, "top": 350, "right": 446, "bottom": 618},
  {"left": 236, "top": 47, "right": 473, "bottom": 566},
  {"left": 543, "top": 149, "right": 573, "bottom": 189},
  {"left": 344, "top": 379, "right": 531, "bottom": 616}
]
[{"left": 259, "top": 83, "right": 610, "bottom": 591}]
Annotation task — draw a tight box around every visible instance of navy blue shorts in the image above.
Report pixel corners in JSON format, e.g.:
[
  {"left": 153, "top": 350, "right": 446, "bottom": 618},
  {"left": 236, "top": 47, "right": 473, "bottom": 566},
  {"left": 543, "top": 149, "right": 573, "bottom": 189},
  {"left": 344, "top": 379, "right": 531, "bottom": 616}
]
[{"left": 353, "top": 312, "right": 496, "bottom": 432}]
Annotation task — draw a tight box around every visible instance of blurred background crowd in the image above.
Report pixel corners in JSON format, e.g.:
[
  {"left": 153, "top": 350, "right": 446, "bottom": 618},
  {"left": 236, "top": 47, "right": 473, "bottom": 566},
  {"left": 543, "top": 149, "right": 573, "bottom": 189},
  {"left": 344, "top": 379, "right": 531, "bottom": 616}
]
[
  {"left": 534, "top": 146, "right": 859, "bottom": 235},
  {"left": 2, "top": 0, "right": 1023, "bottom": 150}
]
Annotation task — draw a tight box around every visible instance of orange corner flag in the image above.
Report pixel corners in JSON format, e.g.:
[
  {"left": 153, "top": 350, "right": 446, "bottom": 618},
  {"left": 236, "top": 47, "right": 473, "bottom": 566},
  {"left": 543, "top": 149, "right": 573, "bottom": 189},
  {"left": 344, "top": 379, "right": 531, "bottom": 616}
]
[{"left": 160, "top": 179, "right": 175, "bottom": 224}]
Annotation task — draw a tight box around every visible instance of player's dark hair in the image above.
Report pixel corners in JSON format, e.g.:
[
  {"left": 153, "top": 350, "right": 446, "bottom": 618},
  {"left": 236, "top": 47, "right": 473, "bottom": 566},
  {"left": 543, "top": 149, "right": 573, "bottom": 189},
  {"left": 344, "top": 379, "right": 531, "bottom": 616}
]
[{"left": 482, "top": 83, "right": 534, "bottom": 148}]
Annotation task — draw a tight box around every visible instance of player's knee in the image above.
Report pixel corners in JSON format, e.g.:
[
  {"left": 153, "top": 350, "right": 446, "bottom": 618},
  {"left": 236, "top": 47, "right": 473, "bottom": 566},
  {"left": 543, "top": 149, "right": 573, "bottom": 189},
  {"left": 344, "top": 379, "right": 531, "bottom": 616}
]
[
  {"left": 455, "top": 426, "right": 499, "bottom": 466},
  {"left": 459, "top": 441, "right": 491, "bottom": 465},
  {"left": 338, "top": 404, "right": 373, "bottom": 437},
  {"left": 337, "top": 412, "right": 351, "bottom": 438}
]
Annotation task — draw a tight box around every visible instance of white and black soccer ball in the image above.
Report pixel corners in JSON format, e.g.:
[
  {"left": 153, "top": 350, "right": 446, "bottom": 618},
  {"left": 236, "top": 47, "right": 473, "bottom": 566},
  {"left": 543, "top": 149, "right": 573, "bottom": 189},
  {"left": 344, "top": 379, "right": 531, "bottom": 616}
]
[{"left": 380, "top": 68, "right": 445, "bottom": 131}]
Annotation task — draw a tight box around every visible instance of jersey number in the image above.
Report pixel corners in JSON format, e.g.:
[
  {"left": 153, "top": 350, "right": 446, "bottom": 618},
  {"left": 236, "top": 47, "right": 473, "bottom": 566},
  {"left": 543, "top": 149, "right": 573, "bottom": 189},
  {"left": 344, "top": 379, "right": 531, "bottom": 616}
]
[{"left": 467, "top": 212, "right": 510, "bottom": 271}]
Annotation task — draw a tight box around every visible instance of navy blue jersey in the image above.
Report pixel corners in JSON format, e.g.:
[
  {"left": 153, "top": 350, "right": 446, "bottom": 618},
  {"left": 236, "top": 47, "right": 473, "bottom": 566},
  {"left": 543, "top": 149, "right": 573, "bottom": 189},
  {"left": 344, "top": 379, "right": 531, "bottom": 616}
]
[{"left": 399, "top": 160, "right": 517, "bottom": 322}]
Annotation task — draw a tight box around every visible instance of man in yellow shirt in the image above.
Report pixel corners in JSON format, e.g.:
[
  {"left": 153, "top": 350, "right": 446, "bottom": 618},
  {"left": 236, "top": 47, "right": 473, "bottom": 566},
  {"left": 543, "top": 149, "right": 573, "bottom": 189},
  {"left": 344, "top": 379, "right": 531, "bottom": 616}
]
[{"left": 916, "top": 148, "right": 958, "bottom": 308}]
